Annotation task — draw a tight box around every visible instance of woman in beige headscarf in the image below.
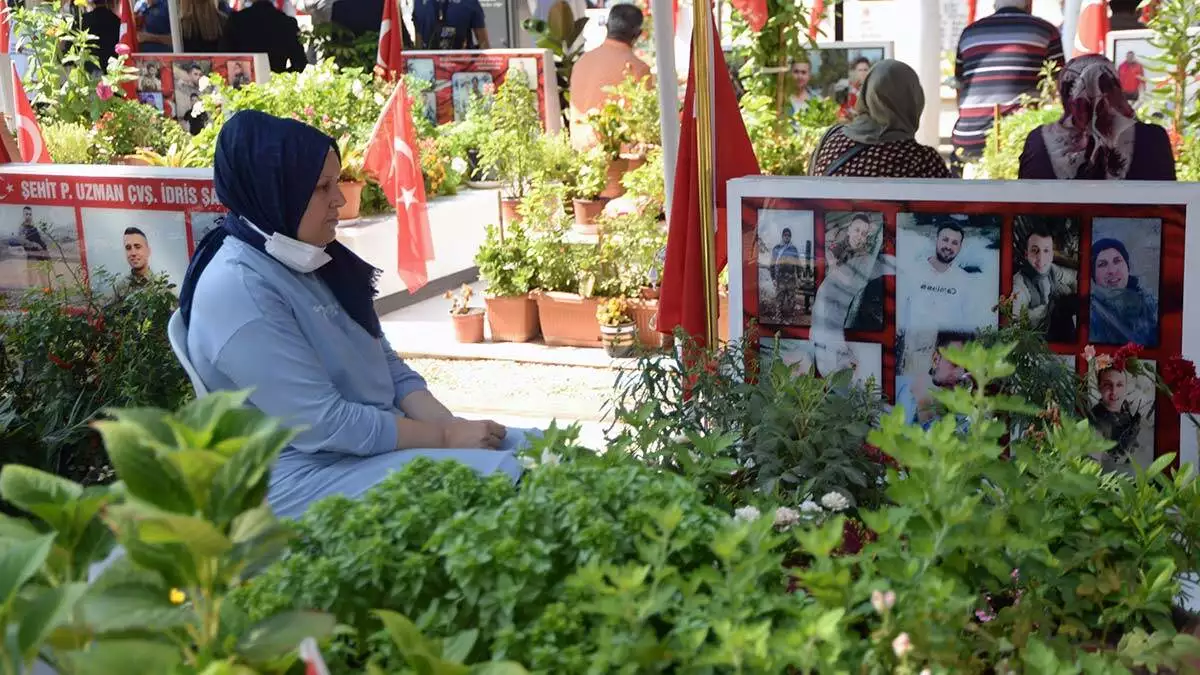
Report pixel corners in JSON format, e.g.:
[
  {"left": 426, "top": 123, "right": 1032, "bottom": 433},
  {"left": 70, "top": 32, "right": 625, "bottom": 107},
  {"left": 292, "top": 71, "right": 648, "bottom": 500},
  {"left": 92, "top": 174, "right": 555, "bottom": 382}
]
[{"left": 808, "top": 59, "right": 951, "bottom": 178}]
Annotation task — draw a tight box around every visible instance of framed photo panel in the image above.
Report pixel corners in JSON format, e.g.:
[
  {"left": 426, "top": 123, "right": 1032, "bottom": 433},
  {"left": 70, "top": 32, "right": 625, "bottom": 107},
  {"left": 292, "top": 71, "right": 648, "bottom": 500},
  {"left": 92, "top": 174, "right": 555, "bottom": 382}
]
[
  {"left": 127, "top": 53, "right": 271, "bottom": 126},
  {"left": 727, "top": 176, "right": 1200, "bottom": 470},
  {"left": 1106, "top": 28, "right": 1200, "bottom": 110}
]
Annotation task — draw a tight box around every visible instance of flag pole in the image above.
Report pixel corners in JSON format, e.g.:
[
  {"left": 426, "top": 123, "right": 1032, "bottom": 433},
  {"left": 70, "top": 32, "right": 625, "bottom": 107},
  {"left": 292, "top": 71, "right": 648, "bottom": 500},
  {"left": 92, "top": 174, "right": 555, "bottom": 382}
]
[{"left": 691, "top": 0, "right": 719, "bottom": 346}]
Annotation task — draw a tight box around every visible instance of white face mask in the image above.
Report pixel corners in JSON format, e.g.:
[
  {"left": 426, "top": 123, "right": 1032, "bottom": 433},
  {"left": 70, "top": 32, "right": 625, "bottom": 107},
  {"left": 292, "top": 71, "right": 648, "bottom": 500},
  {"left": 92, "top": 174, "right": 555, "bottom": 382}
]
[{"left": 241, "top": 218, "right": 332, "bottom": 273}]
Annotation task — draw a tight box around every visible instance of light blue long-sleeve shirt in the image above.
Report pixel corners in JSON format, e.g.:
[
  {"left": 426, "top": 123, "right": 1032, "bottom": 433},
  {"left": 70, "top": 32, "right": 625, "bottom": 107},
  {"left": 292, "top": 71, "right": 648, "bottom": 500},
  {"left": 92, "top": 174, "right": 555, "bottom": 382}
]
[{"left": 186, "top": 238, "right": 427, "bottom": 456}]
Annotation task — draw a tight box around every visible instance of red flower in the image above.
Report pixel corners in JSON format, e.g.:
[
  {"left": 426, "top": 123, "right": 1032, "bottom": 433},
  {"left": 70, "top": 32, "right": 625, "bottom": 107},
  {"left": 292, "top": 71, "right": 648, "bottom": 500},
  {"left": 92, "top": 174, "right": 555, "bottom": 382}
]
[
  {"left": 862, "top": 442, "right": 899, "bottom": 469},
  {"left": 48, "top": 353, "right": 71, "bottom": 370},
  {"left": 1162, "top": 355, "right": 1197, "bottom": 389},
  {"left": 1113, "top": 342, "right": 1144, "bottom": 371},
  {"left": 1172, "top": 378, "right": 1200, "bottom": 414}
]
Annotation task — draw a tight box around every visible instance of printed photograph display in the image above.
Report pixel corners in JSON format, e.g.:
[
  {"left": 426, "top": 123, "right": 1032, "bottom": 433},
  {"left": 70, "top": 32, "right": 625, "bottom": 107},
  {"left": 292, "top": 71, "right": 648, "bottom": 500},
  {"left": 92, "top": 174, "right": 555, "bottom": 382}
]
[
  {"left": 1011, "top": 215, "right": 1080, "bottom": 343},
  {"left": 1090, "top": 218, "right": 1161, "bottom": 348},
  {"left": 733, "top": 187, "right": 1188, "bottom": 469},
  {"left": 189, "top": 212, "right": 225, "bottom": 251},
  {"left": 129, "top": 55, "right": 264, "bottom": 126},
  {"left": 1088, "top": 360, "right": 1157, "bottom": 473},
  {"left": 0, "top": 205, "right": 81, "bottom": 307},
  {"left": 760, "top": 337, "right": 883, "bottom": 389},
  {"left": 895, "top": 212, "right": 1000, "bottom": 382},
  {"left": 788, "top": 45, "right": 888, "bottom": 120},
  {"left": 1108, "top": 29, "right": 1199, "bottom": 110},
  {"left": 80, "top": 208, "right": 190, "bottom": 293},
  {"left": 400, "top": 50, "right": 560, "bottom": 130},
  {"left": 756, "top": 208, "right": 816, "bottom": 327}
]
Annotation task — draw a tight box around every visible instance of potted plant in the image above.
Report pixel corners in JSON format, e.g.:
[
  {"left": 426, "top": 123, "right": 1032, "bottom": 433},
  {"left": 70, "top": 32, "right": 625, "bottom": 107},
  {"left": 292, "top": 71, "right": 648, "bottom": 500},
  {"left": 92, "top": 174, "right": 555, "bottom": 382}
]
[
  {"left": 588, "top": 99, "right": 633, "bottom": 199},
  {"left": 571, "top": 147, "right": 609, "bottom": 234},
  {"left": 479, "top": 77, "right": 543, "bottom": 225},
  {"left": 337, "top": 135, "right": 368, "bottom": 221},
  {"left": 444, "top": 284, "right": 486, "bottom": 343},
  {"left": 529, "top": 219, "right": 602, "bottom": 347},
  {"left": 596, "top": 297, "right": 637, "bottom": 358},
  {"left": 476, "top": 222, "right": 540, "bottom": 342}
]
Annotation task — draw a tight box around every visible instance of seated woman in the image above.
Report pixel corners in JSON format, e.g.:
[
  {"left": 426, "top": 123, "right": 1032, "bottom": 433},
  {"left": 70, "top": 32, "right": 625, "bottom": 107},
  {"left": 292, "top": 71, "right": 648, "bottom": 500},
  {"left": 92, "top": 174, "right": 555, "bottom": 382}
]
[
  {"left": 808, "top": 59, "right": 951, "bottom": 179},
  {"left": 179, "top": 110, "right": 531, "bottom": 519},
  {"left": 1019, "top": 54, "right": 1176, "bottom": 181}
]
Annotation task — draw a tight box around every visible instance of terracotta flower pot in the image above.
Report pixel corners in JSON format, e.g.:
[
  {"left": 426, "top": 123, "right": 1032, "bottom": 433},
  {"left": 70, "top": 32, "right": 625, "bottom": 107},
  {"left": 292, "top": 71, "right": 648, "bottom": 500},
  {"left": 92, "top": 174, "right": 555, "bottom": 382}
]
[
  {"left": 600, "top": 322, "right": 638, "bottom": 358},
  {"left": 601, "top": 157, "right": 629, "bottom": 199},
  {"left": 630, "top": 298, "right": 663, "bottom": 349},
  {"left": 533, "top": 291, "right": 601, "bottom": 347},
  {"left": 337, "top": 181, "right": 365, "bottom": 221},
  {"left": 451, "top": 309, "right": 486, "bottom": 343},
  {"left": 485, "top": 295, "right": 539, "bottom": 343},
  {"left": 119, "top": 155, "right": 151, "bottom": 166},
  {"left": 572, "top": 198, "right": 608, "bottom": 234},
  {"left": 500, "top": 198, "right": 522, "bottom": 227}
]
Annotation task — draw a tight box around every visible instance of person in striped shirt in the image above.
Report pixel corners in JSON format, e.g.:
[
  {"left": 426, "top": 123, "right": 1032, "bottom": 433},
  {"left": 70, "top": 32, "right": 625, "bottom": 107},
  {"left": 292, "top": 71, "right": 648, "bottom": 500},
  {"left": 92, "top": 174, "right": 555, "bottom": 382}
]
[{"left": 952, "top": 0, "right": 1064, "bottom": 163}]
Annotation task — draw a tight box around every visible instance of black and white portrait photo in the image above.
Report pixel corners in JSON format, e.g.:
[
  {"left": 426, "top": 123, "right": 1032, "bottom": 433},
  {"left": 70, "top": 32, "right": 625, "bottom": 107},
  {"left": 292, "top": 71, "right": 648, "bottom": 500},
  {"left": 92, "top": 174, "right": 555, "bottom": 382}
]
[
  {"left": 1012, "top": 215, "right": 1080, "bottom": 343},
  {"left": 756, "top": 209, "right": 817, "bottom": 327},
  {"left": 1090, "top": 218, "right": 1161, "bottom": 348}
]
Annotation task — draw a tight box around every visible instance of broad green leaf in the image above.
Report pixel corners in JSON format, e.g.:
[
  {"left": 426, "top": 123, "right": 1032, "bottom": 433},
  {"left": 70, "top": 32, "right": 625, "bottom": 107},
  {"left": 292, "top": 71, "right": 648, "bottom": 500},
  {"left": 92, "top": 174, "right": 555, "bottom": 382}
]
[
  {"left": 17, "top": 582, "right": 88, "bottom": 660},
  {"left": 80, "top": 583, "right": 192, "bottom": 634},
  {"left": 0, "top": 514, "right": 41, "bottom": 542},
  {"left": 0, "top": 533, "right": 55, "bottom": 605},
  {"left": 133, "top": 514, "right": 233, "bottom": 558},
  {"left": 54, "top": 638, "right": 182, "bottom": 675},
  {"left": 374, "top": 609, "right": 438, "bottom": 662},
  {"left": 235, "top": 611, "right": 335, "bottom": 665},
  {"left": 1145, "top": 453, "right": 1176, "bottom": 480},
  {"left": 101, "top": 408, "right": 176, "bottom": 448},
  {"left": 167, "top": 449, "right": 228, "bottom": 506},
  {"left": 207, "top": 426, "right": 294, "bottom": 524},
  {"left": 0, "top": 466, "right": 82, "bottom": 519},
  {"left": 473, "top": 663, "right": 531, "bottom": 675},
  {"left": 96, "top": 421, "right": 195, "bottom": 514},
  {"left": 175, "top": 390, "right": 254, "bottom": 446},
  {"left": 443, "top": 629, "right": 479, "bottom": 663}
]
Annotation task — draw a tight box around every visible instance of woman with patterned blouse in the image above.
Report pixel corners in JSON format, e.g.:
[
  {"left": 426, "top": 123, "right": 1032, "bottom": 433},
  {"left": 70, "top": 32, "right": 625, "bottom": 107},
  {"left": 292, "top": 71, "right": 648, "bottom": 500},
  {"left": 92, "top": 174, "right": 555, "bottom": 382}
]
[{"left": 808, "top": 59, "right": 951, "bottom": 179}]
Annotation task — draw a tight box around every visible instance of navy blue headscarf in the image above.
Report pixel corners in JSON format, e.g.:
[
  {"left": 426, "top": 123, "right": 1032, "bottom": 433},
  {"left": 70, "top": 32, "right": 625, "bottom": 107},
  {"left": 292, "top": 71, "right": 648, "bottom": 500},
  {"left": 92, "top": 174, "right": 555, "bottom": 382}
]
[{"left": 179, "top": 110, "right": 383, "bottom": 338}]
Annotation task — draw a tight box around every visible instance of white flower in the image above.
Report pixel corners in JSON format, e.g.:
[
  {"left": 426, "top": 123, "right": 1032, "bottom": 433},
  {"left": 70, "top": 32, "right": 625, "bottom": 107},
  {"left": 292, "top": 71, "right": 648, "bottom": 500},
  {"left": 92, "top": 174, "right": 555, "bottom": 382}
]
[
  {"left": 451, "top": 157, "right": 468, "bottom": 174},
  {"left": 374, "top": 91, "right": 386, "bottom": 106},
  {"left": 190, "top": 99, "right": 206, "bottom": 117},
  {"left": 539, "top": 449, "right": 561, "bottom": 467},
  {"left": 892, "top": 632, "right": 912, "bottom": 658},
  {"left": 518, "top": 454, "right": 537, "bottom": 470},
  {"left": 820, "top": 491, "right": 850, "bottom": 512},
  {"left": 798, "top": 499, "right": 822, "bottom": 515},
  {"left": 773, "top": 507, "right": 800, "bottom": 530},
  {"left": 734, "top": 506, "right": 761, "bottom": 522},
  {"left": 197, "top": 75, "right": 212, "bottom": 91},
  {"left": 870, "top": 589, "right": 896, "bottom": 614},
  {"left": 208, "top": 92, "right": 225, "bottom": 107},
  {"left": 920, "top": 670, "right": 931, "bottom": 675},
  {"left": 351, "top": 78, "right": 365, "bottom": 96}
]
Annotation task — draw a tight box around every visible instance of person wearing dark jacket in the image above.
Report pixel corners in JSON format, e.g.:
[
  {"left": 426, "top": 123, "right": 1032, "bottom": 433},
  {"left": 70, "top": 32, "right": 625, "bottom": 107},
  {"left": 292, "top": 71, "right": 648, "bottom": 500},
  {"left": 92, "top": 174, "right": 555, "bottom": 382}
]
[
  {"left": 220, "top": 0, "right": 308, "bottom": 73},
  {"left": 81, "top": 0, "right": 121, "bottom": 73}
]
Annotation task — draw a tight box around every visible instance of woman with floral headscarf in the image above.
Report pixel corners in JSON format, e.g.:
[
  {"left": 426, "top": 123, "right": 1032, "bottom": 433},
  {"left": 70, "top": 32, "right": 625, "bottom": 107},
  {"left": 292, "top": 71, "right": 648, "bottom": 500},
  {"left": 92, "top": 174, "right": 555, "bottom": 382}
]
[{"left": 1019, "top": 54, "right": 1175, "bottom": 180}]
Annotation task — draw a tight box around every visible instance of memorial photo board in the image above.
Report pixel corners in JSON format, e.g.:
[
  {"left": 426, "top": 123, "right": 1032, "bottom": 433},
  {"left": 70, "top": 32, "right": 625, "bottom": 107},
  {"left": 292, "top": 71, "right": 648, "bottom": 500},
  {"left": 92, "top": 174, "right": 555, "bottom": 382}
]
[
  {"left": 127, "top": 53, "right": 271, "bottom": 124},
  {"left": 401, "top": 49, "right": 562, "bottom": 131},
  {"left": 728, "top": 177, "right": 1200, "bottom": 471},
  {"left": 0, "top": 165, "right": 221, "bottom": 308},
  {"left": 1107, "top": 28, "right": 1200, "bottom": 109},
  {"left": 775, "top": 41, "right": 893, "bottom": 120}
]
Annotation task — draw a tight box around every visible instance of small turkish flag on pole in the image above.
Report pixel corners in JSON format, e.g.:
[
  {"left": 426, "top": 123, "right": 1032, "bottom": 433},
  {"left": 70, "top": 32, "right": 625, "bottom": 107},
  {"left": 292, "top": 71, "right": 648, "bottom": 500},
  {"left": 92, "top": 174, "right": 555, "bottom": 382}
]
[
  {"left": 375, "top": 0, "right": 404, "bottom": 80},
  {"left": 808, "top": 0, "right": 825, "bottom": 39},
  {"left": 116, "top": 0, "right": 139, "bottom": 98},
  {"left": 11, "top": 63, "right": 50, "bottom": 164},
  {"left": 364, "top": 84, "right": 433, "bottom": 291},
  {"left": 967, "top": 0, "right": 978, "bottom": 24},
  {"left": 298, "top": 639, "right": 330, "bottom": 675}
]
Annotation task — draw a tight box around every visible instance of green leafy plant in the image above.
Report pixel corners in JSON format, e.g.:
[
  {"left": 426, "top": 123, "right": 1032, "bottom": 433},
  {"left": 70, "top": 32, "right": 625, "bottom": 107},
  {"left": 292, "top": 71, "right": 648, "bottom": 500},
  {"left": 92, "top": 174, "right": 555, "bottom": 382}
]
[
  {"left": 43, "top": 121, "right": 106, "bottom": 165},
  {"left": 303, "top": 22, "right": 380, "bottom": 73},
  {"left": 579, "top": 208, "right": 667, "bottom": 299},
  {"left": 367, "top": 610, "right": 529, "bottom": 675},
  {"left": 619, "top": 147, "right": 666, "bottom": 214},
  {"left": 475, "top": 223, "right": 538, "bottom": 298},
  {"left": 571, "top": 148, "right": 607, "bottom": 203},
  {"left": 1138, "top": 0, "right": 1200, "bottom": 143},
  {"left": 336, "top": 135, "right": 368, "bottom": 183},
  {"left": 740, "top": 93, "right": 835, "bottom": 176},
  {"left": 93, "top": 98, "right": 191, "bottom": 159},
  {"left": 522, "top": 1, "right": 589, "bottom": 128},
  {"left": 478, "top": 76, "right": 543, "bottom": 199},
  {"left": 133, "top": 142, "right": 211, "bottom": 168},
  {"left": 727, "top": 0, "right": 813, "bottom": 111}
]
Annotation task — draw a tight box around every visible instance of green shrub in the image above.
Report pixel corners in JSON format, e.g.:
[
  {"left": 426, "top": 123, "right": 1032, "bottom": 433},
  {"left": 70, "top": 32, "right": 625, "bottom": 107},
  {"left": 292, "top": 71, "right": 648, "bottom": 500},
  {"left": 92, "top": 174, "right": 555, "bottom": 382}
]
[
  {"left": 42, "top": 121, "right": 105, "bottom": 164},
  {"left": 975, "top": 103, "right": 1062, "bottom": 179},
  {"left": 233, "top": 450, "right": 731, "bottom": 673}
]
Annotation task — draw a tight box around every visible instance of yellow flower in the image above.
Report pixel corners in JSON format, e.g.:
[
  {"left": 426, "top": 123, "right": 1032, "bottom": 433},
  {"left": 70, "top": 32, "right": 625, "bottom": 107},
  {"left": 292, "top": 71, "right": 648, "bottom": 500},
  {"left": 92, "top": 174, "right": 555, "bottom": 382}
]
[
  {"left": 169, "top": 588, "right": 186, "bottom": 604},
  {"left": 73, "top": 0, "right": 88, "bottom": 7}
]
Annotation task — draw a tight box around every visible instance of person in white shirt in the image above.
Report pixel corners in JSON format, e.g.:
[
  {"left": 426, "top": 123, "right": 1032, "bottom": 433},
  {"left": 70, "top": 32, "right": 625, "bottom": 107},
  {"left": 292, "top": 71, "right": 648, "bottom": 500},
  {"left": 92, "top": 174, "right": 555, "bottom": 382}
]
[{"left": 899, "top": 220, "right": 976, "bottom": 334}]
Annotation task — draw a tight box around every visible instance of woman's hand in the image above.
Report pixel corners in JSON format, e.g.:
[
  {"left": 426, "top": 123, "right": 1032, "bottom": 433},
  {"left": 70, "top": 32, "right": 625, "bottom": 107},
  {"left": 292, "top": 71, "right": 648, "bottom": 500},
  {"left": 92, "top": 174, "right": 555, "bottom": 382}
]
[{"left": 442, "top": 419, "right": 507, "bottom": 449}]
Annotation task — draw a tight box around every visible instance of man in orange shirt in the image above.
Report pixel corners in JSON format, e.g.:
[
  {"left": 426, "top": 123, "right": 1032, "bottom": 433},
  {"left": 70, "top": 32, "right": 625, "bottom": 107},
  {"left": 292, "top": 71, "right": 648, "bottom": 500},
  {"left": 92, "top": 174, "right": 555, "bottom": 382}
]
[
  {"left": 568, "top": 4, "right": 653, "bottom": 151},
  {"left": 1118, "top": 51, "right": 1145, "bottom": 103}
]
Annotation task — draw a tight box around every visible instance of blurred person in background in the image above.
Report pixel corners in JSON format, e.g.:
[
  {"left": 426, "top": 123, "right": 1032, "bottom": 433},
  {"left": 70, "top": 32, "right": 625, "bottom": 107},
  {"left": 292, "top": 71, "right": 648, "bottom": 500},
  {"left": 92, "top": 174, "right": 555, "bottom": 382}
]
[{"left": 568, "top": 3, "right": 652, "bottom": 151}]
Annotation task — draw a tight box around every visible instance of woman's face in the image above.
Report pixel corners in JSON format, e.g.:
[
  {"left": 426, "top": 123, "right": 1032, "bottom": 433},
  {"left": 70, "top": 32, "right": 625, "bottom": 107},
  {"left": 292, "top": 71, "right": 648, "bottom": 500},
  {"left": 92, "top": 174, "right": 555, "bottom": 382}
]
[
  {"left": 1095, "top": 247, "right": 1130, "bottom": 289},
  {"left": 847, "top": 218, "right": 871, "bottom": 252},
  {"left": 791, "top": 63, "right": 811, "bottom": 89},
  {"left": 295, "top": 149, "right": 346, "bottom": 247}
]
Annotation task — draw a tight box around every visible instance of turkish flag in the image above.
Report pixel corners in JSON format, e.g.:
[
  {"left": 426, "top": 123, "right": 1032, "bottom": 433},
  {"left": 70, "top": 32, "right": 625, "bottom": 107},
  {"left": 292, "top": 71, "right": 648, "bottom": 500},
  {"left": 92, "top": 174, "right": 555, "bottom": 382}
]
[
  {"left": 363, "top": 85, "right": 434, "bottom": 291},
  {"left": 298, "top": 638, "right": 330, "bottom": 675},
  {"left": 116, "top": 0, "right": 139, "bottom": 98},
  {"left": 11, "top": 64, "right": 50, "bottom": 164},
  {"left": 729, "top": 0, "right": 766, "bottom": 31},
  {"left": 808, "top": 0, "right": 825, "bottom": 39},
  {"left": 656, "top": 16, "right": 760, "bottom": 346},
  {"left": 967, "top": 0, "right": 977, "bottom": 24},
  {"left": 0, "top": 6, "right": 9, "bottom": 52},
  {"left": 1074, "top": 0, "right": 1109, "bottom": 57},
  {"left": 375, "top": 0, "right": 403, "bottom": 80}
]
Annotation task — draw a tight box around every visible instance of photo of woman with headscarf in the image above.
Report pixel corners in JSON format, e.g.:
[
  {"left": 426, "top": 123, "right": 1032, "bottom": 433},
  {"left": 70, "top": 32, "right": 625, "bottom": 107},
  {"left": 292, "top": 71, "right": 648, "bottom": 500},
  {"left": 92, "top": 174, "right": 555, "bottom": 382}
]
[
  {"left": 1089, "top": 218, "right": 1161, "bottom": 347},
  {"left": 810, "top": 212, "right": 892, "bottom": 377},
  {"left": 177, "top": 111, "right": 541, "bottom": 520},
  {"left": 1019, "top": 54, "right": 1176, "bottom": 181},
  {"left": 1088, "top": 363, "right": 1156, "bottom": 475}
]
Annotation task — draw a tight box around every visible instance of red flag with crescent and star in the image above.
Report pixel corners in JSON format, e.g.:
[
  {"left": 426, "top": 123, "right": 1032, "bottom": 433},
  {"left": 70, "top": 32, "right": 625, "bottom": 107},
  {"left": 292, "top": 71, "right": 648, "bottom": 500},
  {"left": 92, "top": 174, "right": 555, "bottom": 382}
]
[
  {"left": 1073, "top": 0, "right": 1109, "bottom": 57},
  {"left": 363, "top": 85, "right": 434, "bottom": 291},
  {"left": 375, "top": 0, "right": 403, "bottom": 80},
  {"left": 116, "top": 0, "right": 139, "bottom": 97},
  {"left": 11, "top": 64, "right": 50, "bottom": 164}
]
